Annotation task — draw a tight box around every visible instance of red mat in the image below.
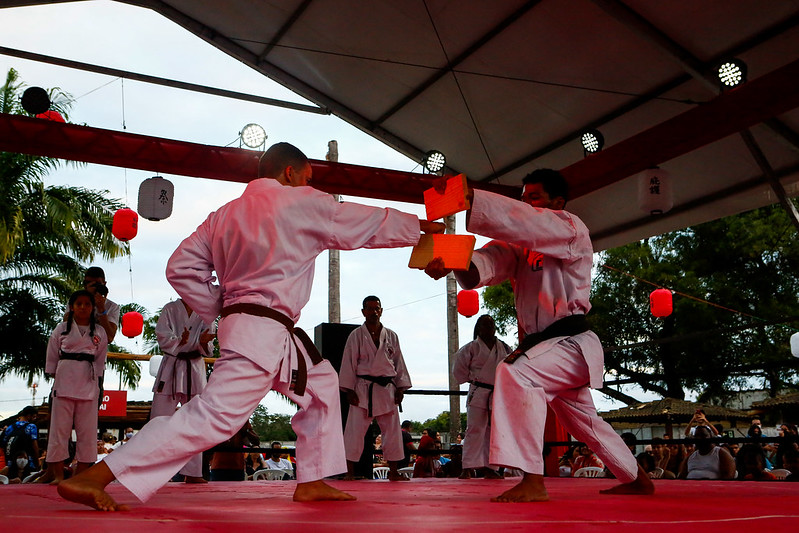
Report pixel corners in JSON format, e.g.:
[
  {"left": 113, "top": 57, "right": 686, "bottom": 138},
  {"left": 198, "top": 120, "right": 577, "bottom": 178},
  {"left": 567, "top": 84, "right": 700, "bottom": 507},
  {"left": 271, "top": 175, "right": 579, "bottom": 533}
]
[{"left": 2, "top": 478, "right": 798, "bottom": 532}]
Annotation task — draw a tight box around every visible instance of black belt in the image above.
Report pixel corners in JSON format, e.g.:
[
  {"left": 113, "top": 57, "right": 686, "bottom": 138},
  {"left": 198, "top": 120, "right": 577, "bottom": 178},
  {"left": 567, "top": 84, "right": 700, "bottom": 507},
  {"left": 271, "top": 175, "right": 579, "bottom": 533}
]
[
  {"left": 59, "top": 351, "right": 94, "bottom": 362},
  {"left": 173, "top": 350, "right": 203, "bottom": 400},
  {"left": 220, "top": 303, "right": 323, "bottom": 396},
  {"left": 357, "top": 375, "right": 395, "bottom": 417},
  {"left": 505, "top": 314, "right": 590, "bottom": 364},
  {"left": 469, "top": 380, "right": 494, "bottom": 391}
]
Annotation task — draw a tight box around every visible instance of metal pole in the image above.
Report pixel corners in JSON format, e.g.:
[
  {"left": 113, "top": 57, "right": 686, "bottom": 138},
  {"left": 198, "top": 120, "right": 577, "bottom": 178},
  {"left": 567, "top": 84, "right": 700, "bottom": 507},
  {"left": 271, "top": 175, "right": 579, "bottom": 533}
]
[{"left": 445, "top": 214, "right": 461, "bottom": 439}]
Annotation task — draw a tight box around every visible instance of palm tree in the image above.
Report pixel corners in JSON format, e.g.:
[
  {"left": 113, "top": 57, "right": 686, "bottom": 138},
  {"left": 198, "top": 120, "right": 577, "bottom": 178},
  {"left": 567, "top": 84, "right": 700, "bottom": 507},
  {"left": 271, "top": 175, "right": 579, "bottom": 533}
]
[{"left": 0, "top": 68, "right": 136, "bottom": 385}]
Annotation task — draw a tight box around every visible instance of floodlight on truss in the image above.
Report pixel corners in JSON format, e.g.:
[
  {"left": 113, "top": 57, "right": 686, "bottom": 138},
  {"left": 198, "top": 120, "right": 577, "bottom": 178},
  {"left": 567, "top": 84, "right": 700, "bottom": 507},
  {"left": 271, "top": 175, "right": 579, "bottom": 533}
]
[
  {"left": 423, "top": 150, "right": 447, "bottom": 173},
  {"left": 717, "top": 59, "right": 747, "bottom": 89},
  {"left": 580, "top": 129, "right": 604, "bottom": 155},
  {"left": 240, "top": 123, "right": 267, "bottom": 149}
]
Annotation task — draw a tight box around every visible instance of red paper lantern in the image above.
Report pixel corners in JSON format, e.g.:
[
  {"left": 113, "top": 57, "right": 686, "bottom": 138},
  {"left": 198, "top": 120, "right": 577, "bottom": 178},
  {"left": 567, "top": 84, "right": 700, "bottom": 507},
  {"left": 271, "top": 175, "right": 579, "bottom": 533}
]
[
  {"left": 649, "top": 288, "right": 673, "bottom": 317},
  {"left": 112, "top": 208, "right": 138, "bottom": 241},
  {"left": 121, "top": 311, "right": 144, "bottom": 338},
  {"left": 457, "top": 289, "right": 480, "bottom": 317},
  {"left": 35, "top": 110, "right": 65, "bottom": 122}
]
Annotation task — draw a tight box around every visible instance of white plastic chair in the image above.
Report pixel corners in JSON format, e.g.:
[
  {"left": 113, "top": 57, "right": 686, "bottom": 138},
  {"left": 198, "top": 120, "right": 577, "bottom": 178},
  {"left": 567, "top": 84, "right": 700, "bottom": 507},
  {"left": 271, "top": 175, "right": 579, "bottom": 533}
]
[
  {"left": 397, "top": 466, "right": 414, "bottom": 479},
  {"left": 0, "top": 474, "right": 8, "bottom": 485},
  {"left": 253, "top": 469, "right": 287, "bottom": 481},
  {"left": 649, "top": 467, "right": 664, "bottom": 479},
  {"left": 770, "top": 468, "right": 791, "bottom": 480},
  {"left": 573, "top": 466, "right": 605, "bottom": 478},
  {"left": 22, "top": 471, "right": 40, "bottom": 483},
  {"left": 373, "top": 466, "right": 390, "bottom": 479}
]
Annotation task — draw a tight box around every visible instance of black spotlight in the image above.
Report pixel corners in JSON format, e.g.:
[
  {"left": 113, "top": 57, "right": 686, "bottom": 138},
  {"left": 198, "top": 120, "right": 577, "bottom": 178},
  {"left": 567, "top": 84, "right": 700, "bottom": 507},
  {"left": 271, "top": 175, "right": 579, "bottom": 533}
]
[
  {"left": 423, "top": 150, "right": 446, "bottom": 173},
  {"left": 716, "top": 59, "right": 747, "bottom": 89},
  {"left": 580, "top": 129, "right": 604, "bottom": 156},
  {"left": 21, "top": 87, "right": 51, "bottom": 115}
]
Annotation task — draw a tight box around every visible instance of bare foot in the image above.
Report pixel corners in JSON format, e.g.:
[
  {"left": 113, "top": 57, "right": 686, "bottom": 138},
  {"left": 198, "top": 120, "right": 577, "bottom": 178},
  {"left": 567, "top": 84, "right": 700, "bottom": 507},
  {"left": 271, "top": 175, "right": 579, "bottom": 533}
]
[
  {"left": 600, "top": 465, "right": 655, "bottom": 495},
  {"left": 491, "top": 473, "right": 549, "bottom": 503},
  {"left": 388, "top": 473, "right": 410, "bottom": 481},
  {"left": 57, "top": 462, "right": 129, "bottom": 511},
  {"left": 293, "top": 480, "right": 356, "bottom": 502},
  {"left": 184, "top": 476, "right": 208, "bottom": 484}
]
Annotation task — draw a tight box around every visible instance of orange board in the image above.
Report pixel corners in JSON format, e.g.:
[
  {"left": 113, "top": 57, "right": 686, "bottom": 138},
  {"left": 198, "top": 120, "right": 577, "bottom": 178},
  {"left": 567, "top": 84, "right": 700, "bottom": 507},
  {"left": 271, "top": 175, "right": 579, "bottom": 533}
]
[
  {"left": 408, "top": 234, "right": 476, "bottom": 271},
  {"left": 423, "top": 174, "right": 470, "bottom": 220}
]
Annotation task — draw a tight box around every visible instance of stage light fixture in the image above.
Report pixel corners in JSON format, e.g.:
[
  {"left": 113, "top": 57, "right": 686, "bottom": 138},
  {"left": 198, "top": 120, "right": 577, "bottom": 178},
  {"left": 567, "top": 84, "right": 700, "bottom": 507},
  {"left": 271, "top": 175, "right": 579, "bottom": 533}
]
[
  {"left": 717, "top": 59, "right": 747, "bottom": 89},
  {"left": 240, "top": 123, "right": 267, "bottom": 149},
  {"left": 580, "top": 129, "right": 604, "bottom": 155},
  {"left": 423, "top": 150, "right": 446, "bottom": 173}
]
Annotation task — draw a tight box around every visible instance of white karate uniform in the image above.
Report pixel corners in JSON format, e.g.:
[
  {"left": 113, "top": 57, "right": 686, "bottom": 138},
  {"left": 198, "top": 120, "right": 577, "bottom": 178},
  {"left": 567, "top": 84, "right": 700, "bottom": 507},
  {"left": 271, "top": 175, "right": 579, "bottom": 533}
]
[
  {"left": 339, "top": 325, "right": 411, "bottom": 462},
  {"left": 456, "top": 189, "right": 637, "bottom": 482},
  {"left": 150, "top": 298, "right": 216, "bottom": 478},
  {"left": 452, "top": 337, "right": 510, "bottom": 469},
  {"left": 45, "top": 321, "right": 108, "bottom": 464},
  {"left": 103, "top": 178, "right": 420, "bottom": 501}
]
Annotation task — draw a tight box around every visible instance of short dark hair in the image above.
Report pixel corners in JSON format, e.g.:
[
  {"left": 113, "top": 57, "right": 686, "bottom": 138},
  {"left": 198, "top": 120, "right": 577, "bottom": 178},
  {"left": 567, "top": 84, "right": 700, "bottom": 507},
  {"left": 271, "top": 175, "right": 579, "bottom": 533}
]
[
  {"left": 401, "top": 420, "right": 412, "bottom": 429},
  {"left": 257, "top": 142, "right": 309, "bottom": 179},
  {"left": 522, "top": 168, "right": 569, "bottom": 202},
  {"left": 363, "top": 295, "right": 381, "bottom": 308},
  {"left": 271, "top": 441, "right": 282, "bottom": 448},
  {"left": 84, "top": 266, "right": 106, "bottom": 280},
  {"left": 19, "top": 406, "right": 37, "bottom": 418}
]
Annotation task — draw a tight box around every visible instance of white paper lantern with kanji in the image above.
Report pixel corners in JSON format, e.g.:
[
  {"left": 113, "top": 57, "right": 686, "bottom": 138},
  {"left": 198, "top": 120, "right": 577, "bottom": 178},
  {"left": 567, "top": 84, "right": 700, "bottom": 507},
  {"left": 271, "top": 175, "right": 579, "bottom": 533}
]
[
  {"left": 637, "top": 168, "right": 673, "bottom": 215},
  {"left": 791, "top": 332, "right": 799, "bottom": 358},
  {"left": 137, "top": 176, "right": 174, "bottom": 221}
]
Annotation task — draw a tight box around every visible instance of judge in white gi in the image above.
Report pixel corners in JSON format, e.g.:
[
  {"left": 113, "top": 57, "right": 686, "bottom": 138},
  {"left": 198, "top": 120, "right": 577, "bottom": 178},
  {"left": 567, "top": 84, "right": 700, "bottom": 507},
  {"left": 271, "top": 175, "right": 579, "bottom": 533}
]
[
  {"left": 425, "top": 169, "right": 654, "bottom": 502},
  {"left": 59, "top": 142, "right": 444, "bottom": 510},
  {"left": 339, "top": 296, "right": 412, "bottom": 481},
  {"left": 150, "top": 298, "right": 216, "bottom": 483},
  {"left": 44, "top": 290, "right": 108, "bottom": 484},
  {"left": 452, "top": 314, "right": 510, "bottom": 479}
]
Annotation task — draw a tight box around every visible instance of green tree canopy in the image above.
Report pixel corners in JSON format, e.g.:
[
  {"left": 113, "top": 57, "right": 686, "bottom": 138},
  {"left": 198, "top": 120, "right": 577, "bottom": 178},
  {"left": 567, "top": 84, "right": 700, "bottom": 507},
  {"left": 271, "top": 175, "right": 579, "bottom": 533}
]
[{"left": 250, "top": 404, "right": 297, "bottom": 442}]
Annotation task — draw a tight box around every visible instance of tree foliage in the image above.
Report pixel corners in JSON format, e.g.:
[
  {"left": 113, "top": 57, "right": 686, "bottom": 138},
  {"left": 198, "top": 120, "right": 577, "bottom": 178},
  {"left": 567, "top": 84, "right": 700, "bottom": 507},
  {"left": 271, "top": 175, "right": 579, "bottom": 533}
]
[
  {"left": 0, "top": 68, "right": 130, "bottom": 385},
  {"left": 250, "top": 404, "right": 297, "bottom": 442},
  {"left": 592, "top": 204, "right": 799, "bottom": 403}
]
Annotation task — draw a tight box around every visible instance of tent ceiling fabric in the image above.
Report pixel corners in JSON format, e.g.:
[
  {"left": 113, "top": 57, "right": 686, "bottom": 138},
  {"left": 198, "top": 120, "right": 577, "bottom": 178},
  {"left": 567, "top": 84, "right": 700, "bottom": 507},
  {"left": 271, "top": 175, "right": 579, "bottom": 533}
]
[{"left": 24, "top": 1, "right": 799, "bottom": 249}]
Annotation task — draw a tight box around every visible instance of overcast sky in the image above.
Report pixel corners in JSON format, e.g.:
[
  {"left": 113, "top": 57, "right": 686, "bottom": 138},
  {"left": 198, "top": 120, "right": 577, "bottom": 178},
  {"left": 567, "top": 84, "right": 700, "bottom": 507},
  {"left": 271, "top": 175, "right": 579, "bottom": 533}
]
[{"left": 0, "top": 1, "right": 660, "bottom": 422}]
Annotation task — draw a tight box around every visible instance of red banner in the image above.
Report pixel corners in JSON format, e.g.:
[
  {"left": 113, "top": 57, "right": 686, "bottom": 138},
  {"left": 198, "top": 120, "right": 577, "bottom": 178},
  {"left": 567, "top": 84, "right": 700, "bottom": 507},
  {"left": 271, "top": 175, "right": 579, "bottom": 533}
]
[{"left": 98, "top": 390, "right": 127, "bottom": 418}]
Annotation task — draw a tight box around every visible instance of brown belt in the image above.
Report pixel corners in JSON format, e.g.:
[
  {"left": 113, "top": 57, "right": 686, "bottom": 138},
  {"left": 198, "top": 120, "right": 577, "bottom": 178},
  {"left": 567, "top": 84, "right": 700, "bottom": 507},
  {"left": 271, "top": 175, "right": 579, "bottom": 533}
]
[
  {"left": 220, "top": 303, "right": 323, "bottom": 396},
  {"left": 504, "top": 314, "right": 589, "bottom": 364}
]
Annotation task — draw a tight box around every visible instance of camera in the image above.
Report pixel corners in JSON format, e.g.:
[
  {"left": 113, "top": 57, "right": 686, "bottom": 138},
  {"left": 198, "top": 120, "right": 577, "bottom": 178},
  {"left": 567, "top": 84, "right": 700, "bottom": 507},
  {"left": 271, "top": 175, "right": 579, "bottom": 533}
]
[{"left": 93, "top": 282, "right": 109, "bottom": 297}]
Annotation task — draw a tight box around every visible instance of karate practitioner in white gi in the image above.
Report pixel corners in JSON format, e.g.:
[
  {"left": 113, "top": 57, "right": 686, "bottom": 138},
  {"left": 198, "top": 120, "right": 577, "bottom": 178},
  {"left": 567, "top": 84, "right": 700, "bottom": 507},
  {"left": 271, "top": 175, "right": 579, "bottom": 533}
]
[
  {"left": 150, "top": 298, "right": 216, "bottom": 483},
  {"left": 339, "top": 296, "right": 411, "bottom": 481},
  {"left": 452, "top": 314, "right": 509, "bottom": 479},
  {"left": 44, "top": 290, "right": 108, "bottom": 484},
  {"left": 425, "top": 169, "right": 654, "bottom": 502},
  {"left": 59, "top": 142, "right": 444, "bottom": 511},
  {"left": 81, "top": 266, "right": 120, "bottom": 343}
]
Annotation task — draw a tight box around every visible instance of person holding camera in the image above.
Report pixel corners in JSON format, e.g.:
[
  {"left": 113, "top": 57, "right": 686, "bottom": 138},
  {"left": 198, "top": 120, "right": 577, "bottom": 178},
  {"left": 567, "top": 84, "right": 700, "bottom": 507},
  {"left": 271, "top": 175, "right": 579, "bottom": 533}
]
[
  {"left": 81, "top": 266, "right": 120, "bottom": 343},
  {"left": 684, "top": 409, "right": 720, "bottom": 437}
]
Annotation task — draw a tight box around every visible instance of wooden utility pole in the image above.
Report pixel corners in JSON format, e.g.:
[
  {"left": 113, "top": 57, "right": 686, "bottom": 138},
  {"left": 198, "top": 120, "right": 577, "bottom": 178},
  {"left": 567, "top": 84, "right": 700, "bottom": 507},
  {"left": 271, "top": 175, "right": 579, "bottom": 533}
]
[
  {"left": 445, "top": 214, "right": 461, "bottom": 439},
  {"left": 326, "top": 140, "right": 341, "bottom": 323}
]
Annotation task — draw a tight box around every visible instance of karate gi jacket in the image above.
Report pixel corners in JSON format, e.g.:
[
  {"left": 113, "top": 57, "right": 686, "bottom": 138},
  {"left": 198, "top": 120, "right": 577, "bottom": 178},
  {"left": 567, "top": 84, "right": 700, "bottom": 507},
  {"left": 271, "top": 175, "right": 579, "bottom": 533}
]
[
  {"left": 46, "top": 321, "right": 108, "bottom": 400},
  {"left": 452, "top": 337, "right": 510, "bottom": 409}
]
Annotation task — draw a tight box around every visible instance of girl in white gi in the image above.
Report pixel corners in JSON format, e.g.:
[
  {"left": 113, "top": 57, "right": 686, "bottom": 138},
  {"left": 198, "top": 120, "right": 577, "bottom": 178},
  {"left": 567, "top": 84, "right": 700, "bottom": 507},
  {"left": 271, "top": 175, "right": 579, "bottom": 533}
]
[
  {"left": 150, "top": 298, "right": 216, "bottom": 483},
  {"left": 44, "top": 290, "right": 108, "bottom": 484},
  {"left": 452, "top": 314, "right": 510, "bottom": 479}
]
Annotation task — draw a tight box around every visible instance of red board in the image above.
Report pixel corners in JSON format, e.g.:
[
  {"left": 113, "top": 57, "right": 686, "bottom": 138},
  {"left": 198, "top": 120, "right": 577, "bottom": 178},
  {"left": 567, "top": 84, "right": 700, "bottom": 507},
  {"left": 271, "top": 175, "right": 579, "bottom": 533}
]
[{"left": 98, "top": 390, "right": 127, "bottom": 417}]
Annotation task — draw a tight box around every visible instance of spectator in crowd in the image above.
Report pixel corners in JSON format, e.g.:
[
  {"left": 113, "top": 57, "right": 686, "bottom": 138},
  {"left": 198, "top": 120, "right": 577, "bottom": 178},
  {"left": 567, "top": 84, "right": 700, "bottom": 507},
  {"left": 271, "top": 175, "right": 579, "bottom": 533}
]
[
  {"left": 736, "top": 443, "right": 776, "bottom": 481},
  {"left": 113, "top": 428, "right": 135, "bottom": 449},
  {"left": 678, "top": 425, "right": 735, "bottom": 480},
  {"left": 747, "top": 423, "right": 776, "bottom": 469},
  {"left": 636, "top": 445, "right": 656, "bottom": 477},
  {"left": 265, "top": 441, "right": 294, "bottom": 479},
  {"left": 684, "top": 409, "right": 719, "bottom": 437},
  {"left": 782, "top": 446, "right": 799, "bottom": 481},
  {"left": 398, "top": 420, "right": 415, "bottom": 468},
  {"left": 209, "top": 422, "right": 258, "bottom": 482},
  {"left": 413, "top": 428, "right": 440, "bottom": 478},
  {"left": 0, "top": 449, "right": 35, "bottom": 483},
  {"left": 1, "top": 406, "right": 40, "bottom": 476},
  {"left": 572, "top": 445, "right": 604, "bottom": 475},
  {"left": 665, "top": 441, "right": 687, "bottom": 476},
  {"left": 558, "top": 444, "right": 580, "bottom": 477},
  {"left": 650, "top": 438, "right": 675, "bottom": 479},
  {"left": 775, "top": 423, "right": 798, "bottom": 469},
  {"left": 245, "top": 451, "right": 267, "bottom": 479}
]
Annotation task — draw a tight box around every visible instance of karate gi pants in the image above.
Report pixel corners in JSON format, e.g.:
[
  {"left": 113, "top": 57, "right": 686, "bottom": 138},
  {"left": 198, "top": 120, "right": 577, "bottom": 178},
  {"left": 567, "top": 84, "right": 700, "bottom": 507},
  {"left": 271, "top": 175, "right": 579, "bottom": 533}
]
[
  {"left": 150, "top": 392, "right": 204, "bottom": 478},
  {"left": 343, "top": 405, "right": 403, "bottom": 462},
  {"left": 462, "top": 404, "right": 491, "bottom": 470},
  {"left": 105, "top": 345, "right": 345, "bottom": 502},
  {"left": 47, "top": 397, "right": 98, "bottom": 464},
  {"left": 490, "top": 336, "right": 637, "bottom": 482}
]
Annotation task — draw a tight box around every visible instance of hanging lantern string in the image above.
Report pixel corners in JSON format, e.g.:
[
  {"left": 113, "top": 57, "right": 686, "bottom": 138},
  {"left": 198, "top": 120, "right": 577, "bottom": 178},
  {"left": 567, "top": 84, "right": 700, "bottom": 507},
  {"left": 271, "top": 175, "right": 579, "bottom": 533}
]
[
  {"left": 340, "top": 292, "right": 445, "bottom": 323},
  {"left": 601, "top": 264, "right": 758, "bottom": 318}
]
